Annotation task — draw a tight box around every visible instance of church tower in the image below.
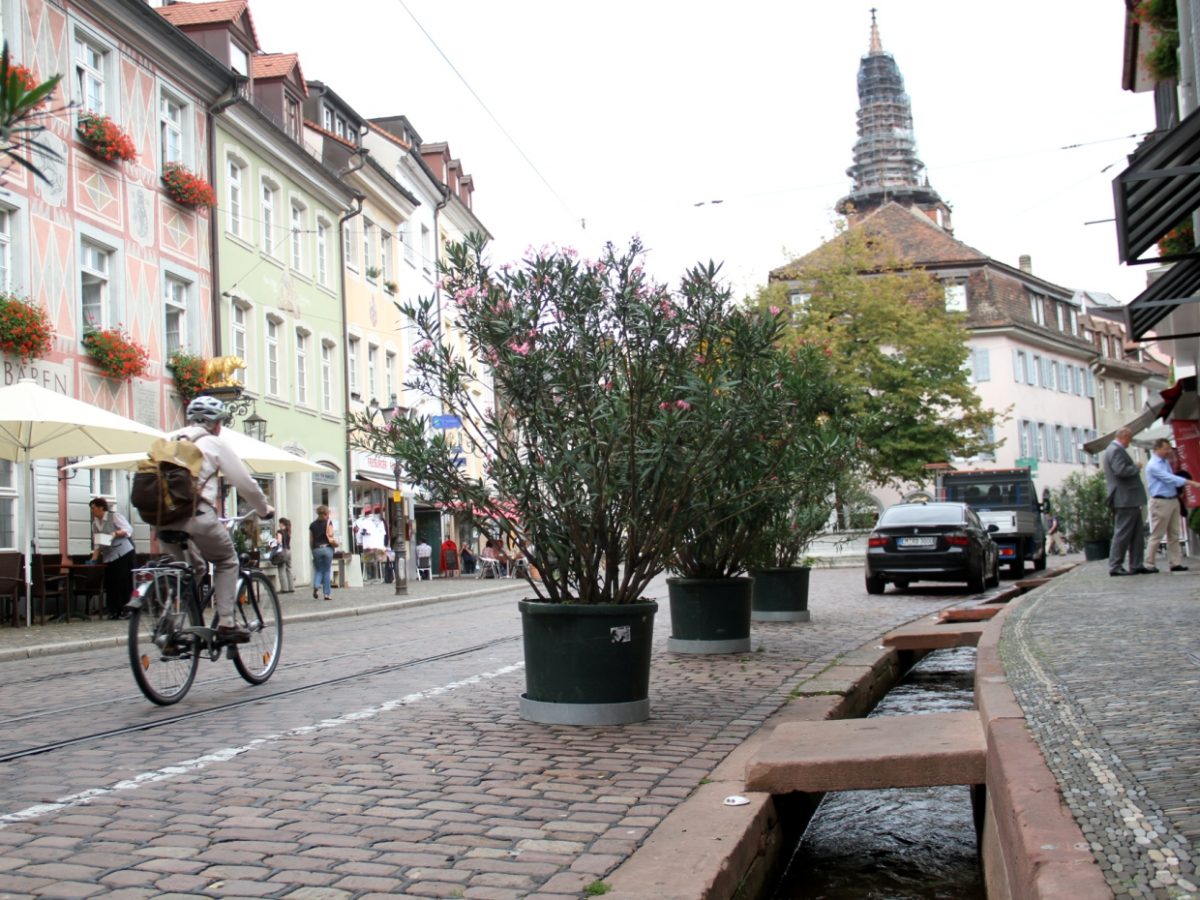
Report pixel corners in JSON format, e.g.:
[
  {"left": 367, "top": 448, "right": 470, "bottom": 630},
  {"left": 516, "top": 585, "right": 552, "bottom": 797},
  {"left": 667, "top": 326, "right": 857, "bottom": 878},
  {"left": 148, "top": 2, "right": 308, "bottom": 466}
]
[{"left": 837, "top": 10, "right": 953, "bottom": 232}]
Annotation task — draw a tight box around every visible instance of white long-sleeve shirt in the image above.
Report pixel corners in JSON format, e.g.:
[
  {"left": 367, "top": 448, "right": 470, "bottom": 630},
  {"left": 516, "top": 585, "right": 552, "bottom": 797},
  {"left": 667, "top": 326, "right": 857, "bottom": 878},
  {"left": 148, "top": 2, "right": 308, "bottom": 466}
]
[{"left": 175, "top": 424, "right": 271, "bottom": 516}]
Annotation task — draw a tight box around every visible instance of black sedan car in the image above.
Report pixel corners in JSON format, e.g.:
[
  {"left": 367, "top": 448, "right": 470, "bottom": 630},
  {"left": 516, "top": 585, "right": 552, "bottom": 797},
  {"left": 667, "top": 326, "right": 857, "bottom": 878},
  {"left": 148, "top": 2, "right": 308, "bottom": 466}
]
[{"left": 865, "top": 501, "right": 999, "bottom": 595}]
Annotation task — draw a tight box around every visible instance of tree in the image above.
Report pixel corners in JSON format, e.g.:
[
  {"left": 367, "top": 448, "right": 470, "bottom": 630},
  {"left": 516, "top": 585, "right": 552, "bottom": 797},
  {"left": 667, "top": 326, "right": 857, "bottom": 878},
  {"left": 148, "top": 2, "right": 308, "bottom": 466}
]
[
  {"left": 0, "top": 42, "right": 63, "bottom": 183},
  {"left": 753, "top": 222, "right": 1000, "bottom": 486}
]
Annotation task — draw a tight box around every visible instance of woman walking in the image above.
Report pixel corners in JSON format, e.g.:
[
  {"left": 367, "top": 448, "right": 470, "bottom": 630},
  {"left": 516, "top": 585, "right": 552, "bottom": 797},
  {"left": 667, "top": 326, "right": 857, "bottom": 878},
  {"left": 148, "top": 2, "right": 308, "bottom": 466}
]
[
  {"left": 89, "top": 497, "right": 136, "bottom": 619},
  {"left": 274, "top": 517, "right": 294, "bottom": 593},
  {"left": 309, "top": 506, "right": 336, "bottom": 601}
]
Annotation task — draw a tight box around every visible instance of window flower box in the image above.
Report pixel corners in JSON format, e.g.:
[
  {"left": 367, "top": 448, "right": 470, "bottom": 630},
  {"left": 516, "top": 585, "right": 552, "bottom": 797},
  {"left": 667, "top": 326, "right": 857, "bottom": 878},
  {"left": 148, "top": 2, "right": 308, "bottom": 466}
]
[
  {"left": 167, "top": 349, "right": 209, "bottom": 401},
  {"left": 82, "top": 326, "right": 149, "bottom": 380},
  {"left": 76, "top": 112, "right": 137, "bottom": 163},
  {"left": 161, "top": 162, "right": 217, "bottom": 209},
  {"left": 0, "top": 293, "right": 54, "bottom": 361}
]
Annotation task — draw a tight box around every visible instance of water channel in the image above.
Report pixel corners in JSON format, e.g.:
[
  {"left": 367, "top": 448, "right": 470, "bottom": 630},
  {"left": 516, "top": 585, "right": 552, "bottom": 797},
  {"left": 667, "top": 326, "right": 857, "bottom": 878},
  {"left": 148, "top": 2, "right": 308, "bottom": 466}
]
[{"left": 771, "top": 646, "right": 985, "bottom": 900}]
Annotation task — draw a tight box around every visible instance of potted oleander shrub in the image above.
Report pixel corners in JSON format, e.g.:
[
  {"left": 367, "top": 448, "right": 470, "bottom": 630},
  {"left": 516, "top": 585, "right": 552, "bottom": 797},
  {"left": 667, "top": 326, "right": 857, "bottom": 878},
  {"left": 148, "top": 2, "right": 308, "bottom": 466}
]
[
  {"left": 667, "top": 332, "right": 854, "bottom": 649},
  {"left": 1052, "top": 470, "right": 1112, "bottom": 561},
  {"left": 349, "top": 234, "right": 743, "bottom": 724}
]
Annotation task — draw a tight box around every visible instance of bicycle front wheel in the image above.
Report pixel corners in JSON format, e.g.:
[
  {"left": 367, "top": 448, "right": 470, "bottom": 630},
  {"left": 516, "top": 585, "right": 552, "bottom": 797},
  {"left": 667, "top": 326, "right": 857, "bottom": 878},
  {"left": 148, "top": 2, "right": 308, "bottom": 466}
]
[
  {"left": 231, "top": 571, "right": 283, "bottom": 684},
  {"left": 128, "top": 580, "right": 201, "bottom": 705}
]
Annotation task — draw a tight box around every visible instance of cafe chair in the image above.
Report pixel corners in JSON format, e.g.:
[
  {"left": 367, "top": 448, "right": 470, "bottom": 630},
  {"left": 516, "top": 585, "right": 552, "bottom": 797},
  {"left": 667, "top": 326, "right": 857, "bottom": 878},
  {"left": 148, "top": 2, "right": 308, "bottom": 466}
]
[{"left": 0, "top": 553, "right": 24, "bottom": 627}]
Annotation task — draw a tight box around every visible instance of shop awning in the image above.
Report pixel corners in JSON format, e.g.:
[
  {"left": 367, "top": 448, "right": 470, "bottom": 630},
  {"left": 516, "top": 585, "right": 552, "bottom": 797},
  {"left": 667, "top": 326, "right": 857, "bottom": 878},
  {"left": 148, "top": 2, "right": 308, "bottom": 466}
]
[
  {"left": 1113, "top": 105, "right": 1200, "bottom": 264},
  {"left": 1126, "top": 256, "right": 1200, "bottom": 341},
  {"left": 355, "top": 471, "right": 400, "bottom": 492},
  {"left": 1083, "top": 398, "right": 1166, "bottom": 453}
]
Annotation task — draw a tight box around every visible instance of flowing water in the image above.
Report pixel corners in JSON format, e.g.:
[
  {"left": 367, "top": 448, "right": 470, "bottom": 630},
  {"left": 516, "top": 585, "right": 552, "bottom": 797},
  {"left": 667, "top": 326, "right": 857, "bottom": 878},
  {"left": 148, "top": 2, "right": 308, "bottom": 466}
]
[{"left": 771, "top": 647, "right": 985, "bottom": 900}]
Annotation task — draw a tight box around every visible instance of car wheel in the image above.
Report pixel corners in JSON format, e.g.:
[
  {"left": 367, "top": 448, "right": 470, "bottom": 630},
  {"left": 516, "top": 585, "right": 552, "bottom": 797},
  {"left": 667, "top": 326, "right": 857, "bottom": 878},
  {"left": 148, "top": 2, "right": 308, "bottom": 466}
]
[
  {"left": 1033, "top": 544, "right": 1047, "bottom": 571},
  {"left": 893, "top": 579, "right": 910, "bottom": 591},
  {"left": 985, "top": 558, "right": 1000, "bottom": 588},
  {"left": 967, "top": 563, "right": 986, "bottom": 594},
  {"left": 865, "top": 574, "right": 886, "bottom": 595}
]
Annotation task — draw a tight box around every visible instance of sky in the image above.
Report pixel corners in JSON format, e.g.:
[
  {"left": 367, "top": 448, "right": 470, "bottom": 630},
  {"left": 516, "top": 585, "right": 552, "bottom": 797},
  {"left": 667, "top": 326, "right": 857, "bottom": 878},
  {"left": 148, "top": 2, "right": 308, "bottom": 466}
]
[{"left": 246, "top": 0, "right": 1156, "bottom": 304}]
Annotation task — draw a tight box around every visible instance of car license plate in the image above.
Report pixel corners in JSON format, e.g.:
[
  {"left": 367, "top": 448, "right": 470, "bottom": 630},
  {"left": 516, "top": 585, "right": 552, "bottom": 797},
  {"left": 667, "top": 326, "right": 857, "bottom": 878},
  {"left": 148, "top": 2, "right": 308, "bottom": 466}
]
[{"left": 897, "top": 536, "right": 936, "bottom": 548}]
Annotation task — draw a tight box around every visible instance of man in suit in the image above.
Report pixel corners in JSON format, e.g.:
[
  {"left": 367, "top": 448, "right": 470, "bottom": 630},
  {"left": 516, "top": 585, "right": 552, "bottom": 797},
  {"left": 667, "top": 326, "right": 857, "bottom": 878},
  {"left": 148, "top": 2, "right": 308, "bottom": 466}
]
[{"left": 1103, "top": 427, "right": 1150, "bottom": 576}]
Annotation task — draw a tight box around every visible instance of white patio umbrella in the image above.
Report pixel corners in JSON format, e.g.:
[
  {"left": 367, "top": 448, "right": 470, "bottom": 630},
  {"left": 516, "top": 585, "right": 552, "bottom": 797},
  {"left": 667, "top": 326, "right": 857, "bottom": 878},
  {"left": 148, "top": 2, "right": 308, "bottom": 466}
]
[
  {"left": 0, "top": 378, "right": 168, "bottom": 625},
  {"left": 62, "top": 426, "right": 330, "bottom": 475}
]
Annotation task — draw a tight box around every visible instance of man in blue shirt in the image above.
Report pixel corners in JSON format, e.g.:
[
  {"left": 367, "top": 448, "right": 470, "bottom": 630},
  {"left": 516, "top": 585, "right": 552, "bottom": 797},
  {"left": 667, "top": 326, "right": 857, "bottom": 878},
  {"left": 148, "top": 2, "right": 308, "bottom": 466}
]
[{"left": 1145, "top": 438, "right": 1200, "bottom": 573}]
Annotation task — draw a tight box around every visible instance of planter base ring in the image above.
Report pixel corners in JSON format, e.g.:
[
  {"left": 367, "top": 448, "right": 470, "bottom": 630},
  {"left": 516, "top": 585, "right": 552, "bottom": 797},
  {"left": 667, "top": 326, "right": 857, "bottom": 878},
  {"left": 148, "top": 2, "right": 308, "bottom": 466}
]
[
  {"left": 519, "top": 694, "right": 650, "bottom": 726},
  {"left": 668, "top": 636, "right": 752, "bottom": 655},
  {"left": 752, "top": 609, "right": 811, "bottom": 623}
]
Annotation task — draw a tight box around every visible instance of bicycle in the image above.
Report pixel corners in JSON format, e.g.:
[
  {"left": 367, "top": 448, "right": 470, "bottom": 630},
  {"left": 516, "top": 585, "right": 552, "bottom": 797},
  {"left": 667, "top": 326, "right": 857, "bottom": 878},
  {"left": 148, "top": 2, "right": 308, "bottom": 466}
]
[{"left": 126, "top": 513, "right": 283, "bottom": 705}]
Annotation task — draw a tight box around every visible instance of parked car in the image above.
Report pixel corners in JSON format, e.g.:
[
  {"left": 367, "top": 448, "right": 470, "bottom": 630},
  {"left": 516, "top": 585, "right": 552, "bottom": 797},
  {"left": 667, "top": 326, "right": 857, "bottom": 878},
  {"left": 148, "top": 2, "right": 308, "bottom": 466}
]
[{"left": 865, "top": 501, "right": 1000, "bottom": 595}]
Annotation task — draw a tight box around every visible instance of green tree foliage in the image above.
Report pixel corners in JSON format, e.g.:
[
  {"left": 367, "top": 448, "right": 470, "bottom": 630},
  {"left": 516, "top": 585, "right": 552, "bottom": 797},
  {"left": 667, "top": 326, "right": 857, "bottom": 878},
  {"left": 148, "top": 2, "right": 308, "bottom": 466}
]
[
  {"left": 0, "top": 42, "right": 63, "bottom": 183},
  {"left": 752, "top": 223, "right": 1000, "bottom": 486}
]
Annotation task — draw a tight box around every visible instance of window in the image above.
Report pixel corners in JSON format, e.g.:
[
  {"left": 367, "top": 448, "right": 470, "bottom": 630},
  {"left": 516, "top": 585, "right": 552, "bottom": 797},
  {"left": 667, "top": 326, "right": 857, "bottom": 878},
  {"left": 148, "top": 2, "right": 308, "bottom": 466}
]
[
  {"left": 385, "top": 351, "right": 396, "bottom": 402},
  {"left": 381, "top": 231, "right": 392, "bottom": 284},
  {"left": 316, "top": 218, "right": 330, "bottom": 286},
  {"left": 420, "top": 224, "right": 432, "bottom": 275},
  {"left": 0, "top": 208, "right": 11, "bottom": 291},
  {"left": 1018, "top": 419, "right": 1030, "bottom": 458},
  {"left": 363, "top": 220, "right": 376, "bottom": 276},
  {"left": 1098, "top": 377, "right": 1106, "bottom": 408},
  {"left": 1029, "top": 294, "right": 1045, "bottom": 326},
  {"left": 159, "top": 91, "right": 184, "bottom": 167},
  {"left": 1055, "top": 304, "right": 1064, "bottom": 331},
  {"left": 944, "top": 283, "right": 966, "bottom": 313},
  {"left": 164, "top": 275, "right": 189, "bottom": 354},
  {"left": 79, "top": 240, "right": 111, "bottom": 330},
  {"left": 969, "top": 348, "right": 990, "bottom": 382},
  {"left": 1058, "top": 361, "right": 1070, "bottom": 392},
  {"left": 322, "top": 105, "right": 333, "bottom": 132},
  {"left": 261, "top": 180, "right": 279, "bottom": 256},
  {"left": 1070, "top": 309, "right": 1079, "bottom": 336},
  {"left": 1102, "top": 334, "right": 1111, "bottom": 358},
  {"left": 1114, "top": 381, "right": 1122, "bottom": 411},
  {"left": 1059, "top": 426, "right": 1072, "bottom": 463},
  {"left": 229, "top": 43, "right": 249, "bottom": 76},
  {"left": 1032, "top": 355, "right": 1043, "bottom": 387},
  {"left": 1035, "top": 423, "right": 1047, "bottom": 460},
  {"left": 1073, "top": 366, "right": 1083, "bottom": 395},
  {"left": 367, "top": 344, "right": 378, "bottom": 400},
  {"left": 296, "top": 330, "right": 309, "bottom": 406},
  {"left": 321, "top": 340, "right": 334, "bottom": 412},
  {"left": 1049, "top": 361, "right": 1059, "bottom": 391},
  {"left": 74, "top": 33, "right": 106, "bottom": 113},
  {"left": 266, "top": 317, "right": 280, "bottom": 396},
  {"left": 334, "top": 116, "right": 346, "bottom": 139},
  {"left": 1085, "top": 368, "right": 1095, "bottom": 398},
  {"left": 285, "top": 98, "right": 300, "bottom": 140},
  {"left": 290, "top": 201, "right": 306, "bottom": 272},
  {"left": 979, "top": 425, "right": 996, "bottom": 461},
  {"left": 1071, "top": 427, "right": 1081, "bottom": 464},
  {"left": 344, "top": 220, "right": 358, "bottom": 269},
  {"left": 348, "top": 335, "right": 360, "bottom": 396},
  {"left": 402, "top": 219, "right": 414, "bottom": 265},
  {"left": 227, "top": 157, "right": 244, "bottom": 238},
  {"left": 1014, "top": 350, "right": 1028, "bottom": 384},
  {"left": 231, "top": 303, "right": 247, "bottom": 384},
  {"left": 1130, "top": 384, "right": 1138, "bottom": 410},
  {"left": 0, "top": 460, "right": 15, "bottom": 550}
]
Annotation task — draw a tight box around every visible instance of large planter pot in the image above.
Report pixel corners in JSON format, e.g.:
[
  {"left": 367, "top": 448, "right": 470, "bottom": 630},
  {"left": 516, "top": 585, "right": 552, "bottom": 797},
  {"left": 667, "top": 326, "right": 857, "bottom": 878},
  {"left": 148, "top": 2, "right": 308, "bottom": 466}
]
[
  {"left": 750, "top": 566, "right": 811, "bottom": 623},
  {"left": 667, "top": 576, "right": 753, "bottom": 654},
  {"left": 518, "top": 600, "right": 657, "bottom": 726},
  {"left": 1083, "top": 539, "right": 1111, "bottom": 562}
]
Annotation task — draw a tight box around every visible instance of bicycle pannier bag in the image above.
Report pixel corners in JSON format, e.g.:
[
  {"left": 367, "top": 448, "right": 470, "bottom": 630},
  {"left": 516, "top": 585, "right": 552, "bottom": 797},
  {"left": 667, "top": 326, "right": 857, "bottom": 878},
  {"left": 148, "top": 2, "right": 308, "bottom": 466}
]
[{"left": 130, "top": 437, "right": 208, "bottom": 527}]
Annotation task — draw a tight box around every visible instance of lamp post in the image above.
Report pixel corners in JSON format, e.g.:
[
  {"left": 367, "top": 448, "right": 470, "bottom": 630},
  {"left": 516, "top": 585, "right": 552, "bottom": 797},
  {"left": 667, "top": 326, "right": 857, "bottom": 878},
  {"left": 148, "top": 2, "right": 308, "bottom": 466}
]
[
  {"left": 243, "top": 410, "right": 267, "bottom": 442},
  {"left": 368, "top": 395, "right": 407, "bottom": 595}
]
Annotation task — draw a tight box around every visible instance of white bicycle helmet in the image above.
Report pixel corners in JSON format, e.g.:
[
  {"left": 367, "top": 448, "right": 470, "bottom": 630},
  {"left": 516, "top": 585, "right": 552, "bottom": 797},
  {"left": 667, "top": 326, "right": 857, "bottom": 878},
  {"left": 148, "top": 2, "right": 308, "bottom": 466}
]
[{"left": 186, "top": 395, "right": 226, "bottom": 425}]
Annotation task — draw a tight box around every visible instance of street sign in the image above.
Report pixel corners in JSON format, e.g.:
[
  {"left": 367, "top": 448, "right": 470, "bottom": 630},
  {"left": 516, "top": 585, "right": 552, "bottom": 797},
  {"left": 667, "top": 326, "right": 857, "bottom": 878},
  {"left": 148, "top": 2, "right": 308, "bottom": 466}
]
[
  {"left": 1015, "top": 456, "right": 1039, "bottom": 473},
  {"left": 431, "top": 415, "right": 462, "bottom": 429}
]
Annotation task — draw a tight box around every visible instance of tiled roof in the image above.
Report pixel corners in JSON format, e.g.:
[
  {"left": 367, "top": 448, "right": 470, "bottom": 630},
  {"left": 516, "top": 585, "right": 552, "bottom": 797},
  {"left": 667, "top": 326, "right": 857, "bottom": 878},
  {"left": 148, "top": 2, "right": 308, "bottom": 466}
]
[
  {"left": 251, "top": 53, "right": 307, "bottom": 95},
  {"left": 156, "top": 0, "right": 259, "bottom": 46},
  {"left": 772, "top": 201, "right": 987, "bottom": 280}
]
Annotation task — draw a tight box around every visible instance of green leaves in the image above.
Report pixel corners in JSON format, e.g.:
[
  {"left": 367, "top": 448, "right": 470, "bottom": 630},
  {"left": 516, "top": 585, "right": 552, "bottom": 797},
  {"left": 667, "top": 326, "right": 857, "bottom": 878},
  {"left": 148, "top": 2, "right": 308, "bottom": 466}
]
[{"left": 0, "top": 42, "right": 63, "bottom": 184}]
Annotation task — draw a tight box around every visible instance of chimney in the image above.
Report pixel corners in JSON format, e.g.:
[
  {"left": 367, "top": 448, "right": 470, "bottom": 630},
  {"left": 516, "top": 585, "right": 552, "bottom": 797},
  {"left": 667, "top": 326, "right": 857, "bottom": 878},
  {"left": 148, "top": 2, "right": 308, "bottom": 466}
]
[{"left": 1018, "top": 254, "right": 1032, "bottom": 274}]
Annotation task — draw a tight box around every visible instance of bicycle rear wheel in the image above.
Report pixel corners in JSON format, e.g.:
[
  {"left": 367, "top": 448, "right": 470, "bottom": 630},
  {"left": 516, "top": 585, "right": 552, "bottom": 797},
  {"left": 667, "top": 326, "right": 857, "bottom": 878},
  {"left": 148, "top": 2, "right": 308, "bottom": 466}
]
[
  {"left": 230, "top": 571, "right": 283, "bottom": 684},
  {"left": 128, "top": 579, "right": 201, "bottom": 705}
]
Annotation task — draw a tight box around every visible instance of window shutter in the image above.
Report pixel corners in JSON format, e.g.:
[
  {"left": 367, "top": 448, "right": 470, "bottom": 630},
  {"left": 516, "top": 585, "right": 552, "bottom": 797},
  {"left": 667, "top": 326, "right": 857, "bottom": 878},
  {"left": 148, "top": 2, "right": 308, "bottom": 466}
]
[
  {"left": 975, "top": 349, "right": 991, "bottom": 382},
  {"left": 1013, "top": 349, "right": 1021, "bottom": 383},
  {"left": 1085, "top": 369, "right": 1095, "bottom": 397}
]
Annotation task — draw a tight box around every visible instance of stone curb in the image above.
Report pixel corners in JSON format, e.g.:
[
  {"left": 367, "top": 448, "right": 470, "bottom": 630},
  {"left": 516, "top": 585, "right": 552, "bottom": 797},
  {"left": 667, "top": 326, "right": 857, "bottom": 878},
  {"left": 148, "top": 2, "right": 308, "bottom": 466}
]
[{"left": 0, "top": 583, "right": 515, "bottom": 663}]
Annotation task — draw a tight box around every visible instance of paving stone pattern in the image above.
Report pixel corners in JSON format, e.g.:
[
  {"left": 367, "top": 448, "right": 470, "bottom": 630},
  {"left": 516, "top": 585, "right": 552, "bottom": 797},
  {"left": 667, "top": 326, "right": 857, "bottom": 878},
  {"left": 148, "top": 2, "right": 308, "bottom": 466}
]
[
  {"left": 0, "top": 572, "right": 956, "bottom": 898},
  {"left": 1002, "top": 563, "right": 1200, "bottom": 900}
]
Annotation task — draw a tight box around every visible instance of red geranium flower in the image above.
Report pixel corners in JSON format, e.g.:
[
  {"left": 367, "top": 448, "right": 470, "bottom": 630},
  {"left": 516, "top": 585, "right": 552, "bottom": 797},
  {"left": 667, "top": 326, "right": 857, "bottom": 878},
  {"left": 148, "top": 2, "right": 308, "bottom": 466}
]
[
  {"left": 161, "top": 162, "right": 217, "bottom": 209},
  {"left": 76, "top": 111, "right": 137, "bottom": 163}
]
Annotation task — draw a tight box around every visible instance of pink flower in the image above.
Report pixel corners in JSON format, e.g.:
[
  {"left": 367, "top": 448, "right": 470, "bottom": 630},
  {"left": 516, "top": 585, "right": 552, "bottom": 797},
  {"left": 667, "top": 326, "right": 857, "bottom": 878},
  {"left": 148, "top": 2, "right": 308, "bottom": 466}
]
[
  {"left": 769, "top": 305, "right": 781, "bottom": 316},
  {"left": 658, "top": 299, "right": 677, "bottom": 320},
  {"left": 659, "top": 402, "right": 671, "bottom": 410},
  {"left": 509, "top": 340, "right": 530, "bottom": 356},
  {"left": 694, "top": 354, "right": 706, "bottom": 365},
  {"left": 675, "top": 399, "right": 691, "bottom": 411},
  {"left": 414, "top": 340, "right": 433, "bottom": 355}
]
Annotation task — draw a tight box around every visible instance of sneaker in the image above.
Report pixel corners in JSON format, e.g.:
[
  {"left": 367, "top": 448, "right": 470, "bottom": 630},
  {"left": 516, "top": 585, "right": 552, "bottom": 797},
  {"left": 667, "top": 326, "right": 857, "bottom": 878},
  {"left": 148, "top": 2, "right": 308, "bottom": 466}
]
[{"left": 215, "top": 624, "right": 250, "bottom": 643}]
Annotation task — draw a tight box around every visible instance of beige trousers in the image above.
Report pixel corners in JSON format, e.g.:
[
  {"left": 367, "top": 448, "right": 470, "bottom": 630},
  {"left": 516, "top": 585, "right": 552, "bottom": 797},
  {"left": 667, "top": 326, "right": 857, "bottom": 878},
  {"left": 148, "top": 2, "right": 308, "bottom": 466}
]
[{"left": 1146, "top": 496, "right": 1182, "bottom": 567}]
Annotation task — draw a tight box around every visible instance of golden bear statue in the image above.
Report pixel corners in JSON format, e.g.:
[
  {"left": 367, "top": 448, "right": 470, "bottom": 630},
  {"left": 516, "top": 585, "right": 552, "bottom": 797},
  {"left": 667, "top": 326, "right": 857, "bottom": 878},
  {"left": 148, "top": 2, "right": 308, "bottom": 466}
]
[{"left": 202, "top": 355, "right": 245, "bottom": 388}]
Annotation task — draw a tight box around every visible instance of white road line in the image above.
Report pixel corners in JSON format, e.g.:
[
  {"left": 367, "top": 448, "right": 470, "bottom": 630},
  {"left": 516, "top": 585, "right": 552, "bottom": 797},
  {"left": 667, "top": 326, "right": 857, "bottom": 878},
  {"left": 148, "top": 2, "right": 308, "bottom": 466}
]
[{"left": 1, "top": 661, "right": 525, "bottom": 828}]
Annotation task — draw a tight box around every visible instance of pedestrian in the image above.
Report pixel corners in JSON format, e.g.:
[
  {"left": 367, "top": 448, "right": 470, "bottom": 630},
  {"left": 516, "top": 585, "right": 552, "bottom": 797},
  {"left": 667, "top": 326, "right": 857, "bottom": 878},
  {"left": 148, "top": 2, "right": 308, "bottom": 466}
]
[
  {"left": 1145, "top": 438, "right": 1200, "bottom": 572},
  {"left": 310, "top": 505, "right": 336, "bottom": 601},
  {"left": 1044, "top": 501, "right": 1068, "bottom": 556},
  {"left": 460, "top": 543, "right": 476, "bottom": 574},
  {"left": 416, "top": 537, "right": 433, "bottom": 579},
  {"left": 1103, "top": 427, "right": 1151, "bottom": 576},
  {"left": 440, "top": 537, "right": 459, "bottom": 578},
  {"left": 274, "top": 517, "right": 294, "bottom": 593},
  {"left": 89, "top": 496, "right": 136, "bottom": 619}
]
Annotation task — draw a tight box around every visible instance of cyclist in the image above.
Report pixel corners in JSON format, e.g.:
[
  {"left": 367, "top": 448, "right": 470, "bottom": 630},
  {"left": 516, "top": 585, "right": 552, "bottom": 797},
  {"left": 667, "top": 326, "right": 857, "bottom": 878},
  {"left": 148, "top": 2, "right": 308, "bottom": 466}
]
[{"left": 159, "top": 395, "right": 274, "bottom": 642}]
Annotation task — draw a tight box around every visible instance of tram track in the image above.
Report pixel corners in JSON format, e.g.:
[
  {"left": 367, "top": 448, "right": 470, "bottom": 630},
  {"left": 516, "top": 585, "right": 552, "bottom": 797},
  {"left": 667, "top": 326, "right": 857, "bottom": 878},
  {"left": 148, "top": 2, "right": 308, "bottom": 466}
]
[{"left": 0, "top": 634, "right": 521, "bottom": 765}]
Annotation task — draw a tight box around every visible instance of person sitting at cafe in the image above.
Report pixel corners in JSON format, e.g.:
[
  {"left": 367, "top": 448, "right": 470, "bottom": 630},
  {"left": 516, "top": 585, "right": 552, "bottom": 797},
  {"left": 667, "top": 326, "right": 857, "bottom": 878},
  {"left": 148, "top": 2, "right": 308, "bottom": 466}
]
[{"left": 90, "top": 497, "right": 136, "bottom": 620}]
